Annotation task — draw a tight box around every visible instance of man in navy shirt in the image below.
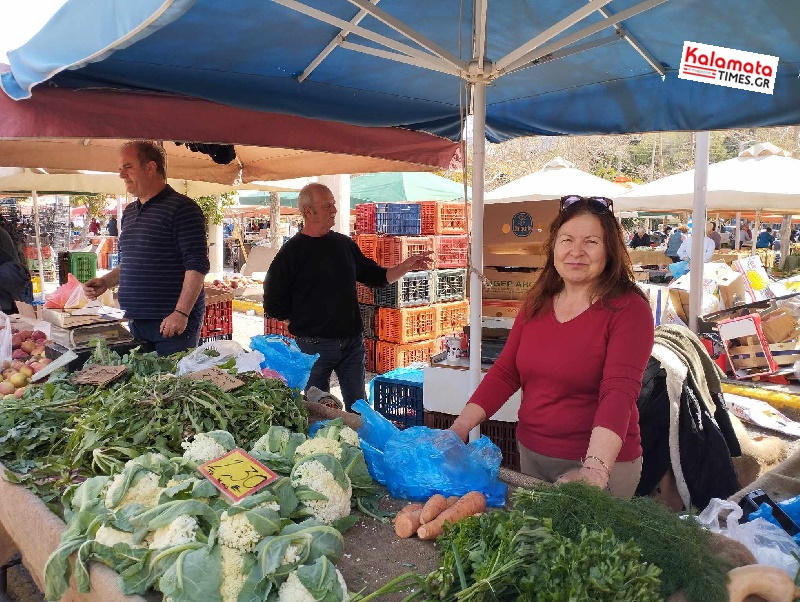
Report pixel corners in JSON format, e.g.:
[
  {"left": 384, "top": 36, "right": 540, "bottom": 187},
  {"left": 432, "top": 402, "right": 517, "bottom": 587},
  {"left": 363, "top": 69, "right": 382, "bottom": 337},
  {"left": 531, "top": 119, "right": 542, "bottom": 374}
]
[{"left": 84, "top": 141, "right": 209, "bottom": 355}]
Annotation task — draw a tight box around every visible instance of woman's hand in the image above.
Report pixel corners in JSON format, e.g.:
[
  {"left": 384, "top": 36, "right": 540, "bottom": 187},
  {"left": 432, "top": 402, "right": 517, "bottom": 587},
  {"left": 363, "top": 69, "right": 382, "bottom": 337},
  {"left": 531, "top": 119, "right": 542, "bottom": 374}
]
[{"left": 556, "top": 466, "right": 608, "bottom": 490}]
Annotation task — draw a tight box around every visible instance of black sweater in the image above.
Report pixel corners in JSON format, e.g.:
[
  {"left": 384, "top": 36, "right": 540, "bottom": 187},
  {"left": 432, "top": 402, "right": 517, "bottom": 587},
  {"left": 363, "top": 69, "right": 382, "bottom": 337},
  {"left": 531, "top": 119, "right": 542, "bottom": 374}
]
[{"left": 264, "top": 231, "right": 388, "bottom": 338}]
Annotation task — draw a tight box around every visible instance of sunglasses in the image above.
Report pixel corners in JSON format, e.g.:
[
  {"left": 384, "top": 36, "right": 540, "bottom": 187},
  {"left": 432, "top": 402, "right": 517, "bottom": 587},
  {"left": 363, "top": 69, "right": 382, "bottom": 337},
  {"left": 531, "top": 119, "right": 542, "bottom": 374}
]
[{"left": 560, "top": 195, "right": 614, "bottom": 214}]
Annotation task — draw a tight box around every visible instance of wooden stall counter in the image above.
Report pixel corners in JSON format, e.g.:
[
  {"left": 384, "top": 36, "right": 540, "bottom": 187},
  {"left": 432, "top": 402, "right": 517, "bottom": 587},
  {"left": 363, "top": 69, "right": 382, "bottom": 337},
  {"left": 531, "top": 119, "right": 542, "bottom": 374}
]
[{"left": 628, "top": 248, "right": 672, "bottom": 266}]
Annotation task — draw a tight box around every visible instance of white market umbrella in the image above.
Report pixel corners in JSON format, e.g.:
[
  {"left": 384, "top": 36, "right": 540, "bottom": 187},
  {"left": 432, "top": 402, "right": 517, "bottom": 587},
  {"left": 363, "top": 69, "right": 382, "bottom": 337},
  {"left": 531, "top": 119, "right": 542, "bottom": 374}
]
[{"left": 486, "top": 157, "right": 628, "bottom": 203}]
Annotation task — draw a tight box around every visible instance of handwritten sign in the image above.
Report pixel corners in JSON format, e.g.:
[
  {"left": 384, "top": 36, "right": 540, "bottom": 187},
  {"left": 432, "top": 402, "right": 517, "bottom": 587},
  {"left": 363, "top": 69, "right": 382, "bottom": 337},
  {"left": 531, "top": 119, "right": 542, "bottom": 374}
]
[
  {"left": 198, "top": 449, "right": 278, "bottom": 501},
  {"left": 70, "top": 364, "right": 128, "bottom": 386},
  {"left": 186, "top": 367, "right": 245, "bottom": 392}
]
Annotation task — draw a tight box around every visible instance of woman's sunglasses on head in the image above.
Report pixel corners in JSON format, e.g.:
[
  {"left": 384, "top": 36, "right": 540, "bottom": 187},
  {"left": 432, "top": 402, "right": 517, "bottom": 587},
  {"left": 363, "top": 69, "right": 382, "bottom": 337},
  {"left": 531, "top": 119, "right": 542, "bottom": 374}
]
[{"left": 560, "top": 195, "right": 614, "bottom": 214}]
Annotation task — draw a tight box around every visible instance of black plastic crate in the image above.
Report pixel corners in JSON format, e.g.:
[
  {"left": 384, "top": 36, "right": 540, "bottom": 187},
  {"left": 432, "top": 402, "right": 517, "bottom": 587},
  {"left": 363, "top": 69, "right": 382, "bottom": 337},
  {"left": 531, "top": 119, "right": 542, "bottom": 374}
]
[
  {"left": 424, "top": 411, "right": 520, "bottom": 470},
  {"left": 372, "top": 376, "right": 424, "bottom": 429},
  {"left": 199, "top": 333, "right": 233, "bottom": 344},
  {"left": 359, "top": 303, "right": 376, "bottom": 338},
  {"left": 375, "top": 203, "right": 421, "bottom": 235},
  {"left": 374, "top": 271, "right": 432, "bottom": 308},
  {"left": 433, "top": 268, "right": 467, "bottom": 302}
]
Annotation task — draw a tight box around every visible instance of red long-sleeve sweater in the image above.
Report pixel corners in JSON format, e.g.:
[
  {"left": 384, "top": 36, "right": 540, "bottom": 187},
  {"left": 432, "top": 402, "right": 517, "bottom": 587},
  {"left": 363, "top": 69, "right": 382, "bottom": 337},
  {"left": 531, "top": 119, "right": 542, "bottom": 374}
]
[{"left": 470, "top": 290, "right": 654, "bottom": 462}]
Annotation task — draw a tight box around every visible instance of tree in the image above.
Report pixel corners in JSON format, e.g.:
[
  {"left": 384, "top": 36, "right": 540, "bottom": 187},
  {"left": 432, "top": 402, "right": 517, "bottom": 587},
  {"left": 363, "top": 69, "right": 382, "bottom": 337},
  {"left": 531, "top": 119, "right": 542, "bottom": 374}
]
[{"left": 194, "top": 191, "right": 237, "bottom": 226}]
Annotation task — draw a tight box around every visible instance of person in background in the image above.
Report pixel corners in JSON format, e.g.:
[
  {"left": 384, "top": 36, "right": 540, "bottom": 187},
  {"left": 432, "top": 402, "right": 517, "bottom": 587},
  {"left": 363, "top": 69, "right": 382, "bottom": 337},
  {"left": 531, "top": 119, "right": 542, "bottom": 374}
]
[
  {"left": 756, "top": 226, "right": 775, "bottom": 249},
  {"left": 83, "top": 140, "right": 209, "bottom": 355},
  {"left": 665, "top": 224, "right": 687, "bottom": 263},
  {"left": 265, "top": 183, "right": 431, "bottom": 411},
  {"left": 449, "top": 195, "right": 653, "bottom": 498},
  {"left": 88, "top": 217, "right": 101, "bottom": 235},
  {"left": 791, "top": 228, "right": 800, "bottom": 244},
  {"left": 739, "top": 222, "right": 753, "bottom": 248},
  {"left": 0, "top": 226, "right": 32, "bottom": 314},
  {"left": 629, "top": 225, "right": 651, "bottom": 248},
  {"left": 107, "top": 216, "right": 119, "bottom": 237},
  {"left": 677, "top": 229, "right": 715, "bottom": 262},
  {"left": 707, "top": 221, "right": 721, "bottom": 250}
]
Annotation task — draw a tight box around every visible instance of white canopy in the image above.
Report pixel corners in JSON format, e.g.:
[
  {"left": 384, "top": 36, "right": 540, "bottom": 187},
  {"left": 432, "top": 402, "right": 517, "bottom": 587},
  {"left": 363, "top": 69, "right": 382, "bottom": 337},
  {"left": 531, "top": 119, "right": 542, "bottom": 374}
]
[
  {"left": 614, "top": 143, "right": 800, "bottom": 212},
  {"left": 485, "top": 157, "right": 628, "bottom": 204}
]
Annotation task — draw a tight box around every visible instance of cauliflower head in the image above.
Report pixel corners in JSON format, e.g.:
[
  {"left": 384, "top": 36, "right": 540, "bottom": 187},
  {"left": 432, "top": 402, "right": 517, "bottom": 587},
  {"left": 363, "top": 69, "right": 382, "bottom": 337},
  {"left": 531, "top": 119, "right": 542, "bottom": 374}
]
[
  {"left": 277, "top": 563, "right": 349, "bottom": 602},
  {"left": 218, "top": 502, "right": 280, "bottom": 553},
  {"left": 220, "top": 546, "right": 248, "bottom": 602},
  {"left": 149, "top": 515, "right": 198, "bottom": 550},
  {"left": 337, "top": 426, "right": 360, "bottom": 448},
  {"left": 295, "top": 438, "right": 343, "bottom": 461},
  {"left": 181, "top": 431, "right": 232, "bottom": 464},
  {"left": 105, "top": 472, "right": 162, "bottom": 510},
  {"left": 291, "top": 459, "right": 352, "bottom": 524},
  {"left": 94, "top": 525, "right": 144, "bottom": 549}
]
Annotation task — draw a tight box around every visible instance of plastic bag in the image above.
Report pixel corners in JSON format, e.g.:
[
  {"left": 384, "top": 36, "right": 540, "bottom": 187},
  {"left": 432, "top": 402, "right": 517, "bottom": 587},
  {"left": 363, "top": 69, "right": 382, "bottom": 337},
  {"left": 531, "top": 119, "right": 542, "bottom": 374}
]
[
  {"left": 353, "top": 400, "right": 506, "bottom": 506},
  {"left": 696, "top": 498, "right": 800, "bottom": 575},
  {"left": 250, "top": 335, "right": 319, "bottom": 391},
  {"left": 44, "top": 274, "right": 81, "bottom": 309},
  {"left": 749, "top": 497, "right": 800, "bottom": 546},
  {"left": 668, "top": 260, "right": 689, "bottom": 278},
  {"left": 176, "top": 340, "right": 246, "bottom": 376},
  {"left": 0, "top": 311, "right": 11, "bottom": 365}
]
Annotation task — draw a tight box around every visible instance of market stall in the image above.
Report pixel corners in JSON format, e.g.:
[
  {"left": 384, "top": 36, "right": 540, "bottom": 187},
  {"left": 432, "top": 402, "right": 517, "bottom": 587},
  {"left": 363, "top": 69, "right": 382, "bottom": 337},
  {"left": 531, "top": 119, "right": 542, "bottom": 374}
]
[{"left": 628, "top": 248, "right": 673, "bottom": 266}]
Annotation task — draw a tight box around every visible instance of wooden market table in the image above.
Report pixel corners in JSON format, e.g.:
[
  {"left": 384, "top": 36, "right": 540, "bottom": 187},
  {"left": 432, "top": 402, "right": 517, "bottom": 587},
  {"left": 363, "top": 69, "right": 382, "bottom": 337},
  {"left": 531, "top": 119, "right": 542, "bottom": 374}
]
[
  {"left": 627, "top": 248, "right": 672, "bottom": 266},
  {"left": 711, "top": 249, "right": 776, "bottom": 268}
]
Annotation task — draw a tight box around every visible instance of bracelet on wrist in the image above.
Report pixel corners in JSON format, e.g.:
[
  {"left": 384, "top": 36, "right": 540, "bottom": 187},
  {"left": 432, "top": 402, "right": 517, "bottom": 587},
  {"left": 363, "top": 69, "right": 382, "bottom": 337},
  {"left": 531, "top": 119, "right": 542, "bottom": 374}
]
[
  {"left": 583, "top": 454, "right": 612, "bottom": 474},
  {"left": 174, "top": 309, "right": 190, "bottom": 318}
]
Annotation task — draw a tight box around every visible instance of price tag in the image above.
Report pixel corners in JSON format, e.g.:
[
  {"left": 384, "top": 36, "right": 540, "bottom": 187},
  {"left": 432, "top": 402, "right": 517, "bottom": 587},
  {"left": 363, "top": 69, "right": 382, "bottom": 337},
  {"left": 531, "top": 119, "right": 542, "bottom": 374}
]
[
  {"left": 186, "top": 367, "right": 245, "bottom": 391},
  {"left": 70, "top": 364, "right": 127, "bottom": 386},
  {"left": 198, "top": 449, "right": 278, "bottom": 502}
]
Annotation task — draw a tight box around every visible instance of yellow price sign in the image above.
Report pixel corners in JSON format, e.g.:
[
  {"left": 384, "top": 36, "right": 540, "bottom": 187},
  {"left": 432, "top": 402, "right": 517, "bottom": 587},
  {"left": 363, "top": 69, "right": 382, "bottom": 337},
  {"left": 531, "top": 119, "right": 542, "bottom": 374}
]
[{"left": 198, "top": 449, "right": 278, "bottom": 502}]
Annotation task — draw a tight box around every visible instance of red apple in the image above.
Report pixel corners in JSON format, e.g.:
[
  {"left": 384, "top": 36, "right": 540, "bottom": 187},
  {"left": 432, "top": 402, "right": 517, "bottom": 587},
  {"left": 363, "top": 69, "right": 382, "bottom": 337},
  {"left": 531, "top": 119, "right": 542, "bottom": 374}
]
[
  {"left": 0, "top": 381, "right": 15, "bottom": 395},
  {"left": 20, "top": 340, "right": 36, "bottom": 354},
  {"left": 14, "top": 387, "right": 25, "bottom": 398}
]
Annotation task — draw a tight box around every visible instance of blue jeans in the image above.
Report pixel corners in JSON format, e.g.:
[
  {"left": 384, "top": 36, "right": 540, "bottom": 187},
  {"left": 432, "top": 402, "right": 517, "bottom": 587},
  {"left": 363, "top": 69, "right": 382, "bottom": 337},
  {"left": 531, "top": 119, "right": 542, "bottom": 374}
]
[
  {"left": 128, "top": 304, "right": 204, "bottom": 356},
  {"left": 294, "top": 335, "right": 365, "bottom": 411}
]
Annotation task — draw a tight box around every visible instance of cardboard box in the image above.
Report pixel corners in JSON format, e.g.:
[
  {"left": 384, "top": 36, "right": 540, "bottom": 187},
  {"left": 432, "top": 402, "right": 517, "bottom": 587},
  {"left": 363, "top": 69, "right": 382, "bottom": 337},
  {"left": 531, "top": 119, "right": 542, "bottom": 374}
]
[
  {"left": 483, "top": 199, "right": 559, "bottom": 268},
  {"left": 718, "top": 314, "right": 777, "bottom": 379},
  {"left": 668, "top": 288, "right": 690, "bottom": 324},
  {"left": 482, "top": 267, "right": 539, "bottom": 300},
  {"left": 716, "top": 271, "right": 747, "bottom": 310},
  {"left": 482, "top": 299, "right": 523, "bottom": 319},
  {"left": 760, "top": 309, "right": 798, "bottom": 344}
]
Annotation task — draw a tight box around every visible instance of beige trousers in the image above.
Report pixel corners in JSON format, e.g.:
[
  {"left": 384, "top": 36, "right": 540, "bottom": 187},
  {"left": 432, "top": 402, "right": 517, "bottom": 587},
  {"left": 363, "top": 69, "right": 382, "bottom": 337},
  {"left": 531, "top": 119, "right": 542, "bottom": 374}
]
[{"left": 518, "top": 443, "right": 643, "bottom": 499}]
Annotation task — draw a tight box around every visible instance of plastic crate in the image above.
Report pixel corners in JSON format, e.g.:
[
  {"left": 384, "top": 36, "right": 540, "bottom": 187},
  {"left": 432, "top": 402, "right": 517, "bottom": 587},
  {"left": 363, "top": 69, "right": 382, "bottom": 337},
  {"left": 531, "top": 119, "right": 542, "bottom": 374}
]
[
  {"left": 377, "top": 306, "right": 438, "bottom": 343},
  {"left": 433, "top": 268, "right": 467, "bottom": 302},
  {"left": 355, "top": 204, "right": 376, "bottom": 234},
  {"left": 69, "top": 252, "right": 97, "bottom": 283},
  {"left": 372, "top": 375, "right": 424, "bottom": 429},
  {"left": 109, "top": 253, "right": 120, "bottom": 269},
  {"left": 264, "top": 316, "right": 293, "bottom": 338},
  {"left": 364, "top": 337, "right": 376, "bottom": 373},
  {"left": 375, "top": 203, "right": 421, "bottom": 235},
  {"left": 359, "top": 303, "right": 377, "bottom": 338},
  {"left": 201, "top": 299, "right": 233, "bottom": 338},
  {"left": 356, "top": 282, "right": 375, "bottom": 305},
  {"left": 436, "top": 300, "right": 470, "bottom": 336},
  {"left": 434, "top": 235, "right": 468, "bottom": 269},
  {"left": 374, "top": 271, "right": 433, "bottom": 308},
  {"left": 419, "top": 201, "right": 469, "bottom": 235},
  {"left": 424, "top": 411, "right": 520, "bottom": 470},
  {"left": 376, "top": 235, "right": 434, "bottom": 268},
  {"left": 375, "top": 339, "right": 438, "bottom": 374},
  {"left": 355, "top": 233, "right": 379, "bottom": 262},
  {"left": 200, "top": 333, "right": 233, "bottom": 344},
  {"left": 58, "top": 252, "right": 71, "bottom": 285}
]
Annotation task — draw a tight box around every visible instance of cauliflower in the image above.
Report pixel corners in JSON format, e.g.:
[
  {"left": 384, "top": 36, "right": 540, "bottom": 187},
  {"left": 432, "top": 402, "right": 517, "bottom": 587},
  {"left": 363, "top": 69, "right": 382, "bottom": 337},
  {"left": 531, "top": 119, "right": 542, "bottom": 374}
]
[
  {"left": 295, "top": 438, "right": 343, "bottom": 461},
  {"left": 251, "top": 429, "right": 288, "bottom": 454},
  {"left": 277, "top": 566, "right": 349, "bottom": 602},
  {"left": 282, "top": 543, "right": 303, "bottom": 566},
  {"left": 181, "top": 432, "right": 229, "bottom": 464},
  {"left": 218, "top": 502, "right": 280, "bottom": 552},
  {"left": 94, "top": 525, "right": 144, "bottom": 548},
  {"left": 291, "top": 460, "right": 352, "bottom": 524},
  {"left": 105, "top": 472, "right": 162, "bottom": 510},
  {"left": 337, "top": 426, "right": 360, "bottom": 448},
  {"left": 220, "top": 546, "right": 248, "bottom": 602},
  {"left": 149, "top": 515, "right": 198, "bottom": 550}
]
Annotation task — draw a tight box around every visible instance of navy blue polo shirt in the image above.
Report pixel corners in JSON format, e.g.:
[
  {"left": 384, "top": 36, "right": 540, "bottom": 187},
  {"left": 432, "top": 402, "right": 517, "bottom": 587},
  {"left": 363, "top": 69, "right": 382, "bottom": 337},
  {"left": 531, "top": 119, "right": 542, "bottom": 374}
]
[{"left": 118, "top": 185, "right": 209, "bottom": 320}]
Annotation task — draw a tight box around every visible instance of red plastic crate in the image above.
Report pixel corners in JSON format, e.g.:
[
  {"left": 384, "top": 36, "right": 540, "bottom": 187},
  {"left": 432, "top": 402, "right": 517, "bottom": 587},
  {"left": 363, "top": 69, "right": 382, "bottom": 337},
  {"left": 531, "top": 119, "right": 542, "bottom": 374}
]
[
  {"left": 355, "top": 234, "right": 379, "bottom": 262},
  {"left": 377, "top": 306, "right": 438, "bottom": 343},
  {"left": 355, "top": 204, "right": 376, "bottom": 234},
  {"left": 434, "top": 235, "right": 468, "bottom": 269},
  {"left": 435, "top": 300, "right": 470, "bottom": 336},
  {"left": 375, "top": 339, "right": 438, "bottom": 374},
  {"left": 201, "top": 300, "right": 233, "bottom": 338},
  {"left": 419, "top": 201, "right": 469, "bottom": 235},
  {"left": 364, "top": 337, "right": 376, "bottom": 373},
  {"left": 356, "top": 282, "right": 375, "bottom": 305},
  {"left": 424, "top": 411, "right": 520, "bottom": 471},
  {"left": 376, "top": 235, "right": 434, "bottom": 268},
  {"left": 264, "top": 317, "right": 293, "bottom": 339}
]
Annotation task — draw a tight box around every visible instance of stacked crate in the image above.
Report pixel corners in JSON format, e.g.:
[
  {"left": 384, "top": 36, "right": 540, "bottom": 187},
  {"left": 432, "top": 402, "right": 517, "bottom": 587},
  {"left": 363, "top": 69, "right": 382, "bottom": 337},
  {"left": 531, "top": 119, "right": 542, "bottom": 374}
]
[
  {"left": 201, "top": 288, "right": 235, "bottom": 343},
  {"left": 355, "top": 201, "right": 470, "bottom": 377},
  {"left": 25, "top": 245, "right": 56, "bottom": 282}
]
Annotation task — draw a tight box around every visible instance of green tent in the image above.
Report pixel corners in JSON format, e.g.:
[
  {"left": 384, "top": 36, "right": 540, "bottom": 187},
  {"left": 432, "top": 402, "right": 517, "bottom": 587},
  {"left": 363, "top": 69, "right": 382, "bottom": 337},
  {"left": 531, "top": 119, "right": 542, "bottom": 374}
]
[{"left": 237, "top": 172, "right": 469, "bottom": 209}]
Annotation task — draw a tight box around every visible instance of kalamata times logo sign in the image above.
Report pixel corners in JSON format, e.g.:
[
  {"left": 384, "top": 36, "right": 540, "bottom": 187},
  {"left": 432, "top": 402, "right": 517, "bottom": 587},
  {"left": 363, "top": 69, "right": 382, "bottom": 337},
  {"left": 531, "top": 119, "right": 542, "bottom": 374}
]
[{"left": 679, "top": 41, "right": 778, "bottom": 95}]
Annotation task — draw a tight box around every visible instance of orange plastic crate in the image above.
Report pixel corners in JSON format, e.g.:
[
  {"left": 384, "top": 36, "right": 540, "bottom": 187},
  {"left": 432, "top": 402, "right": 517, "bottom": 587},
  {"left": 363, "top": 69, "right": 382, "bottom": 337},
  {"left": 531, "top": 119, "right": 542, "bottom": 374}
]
[
  {"left": 355, "top": 234, "right": 379, "bottom": 262},
  {"left": 434, "top": 235, "right": 468, "bottom": 269},
  {"left": 201, "top": 300, "right": 233, "bottom": 338},
  {"left": 435, "top": 300, "right": 470, "bottom": 336},
  {"left": 376, "top": 235, "right": 434, "bottom": 268},
  {"left": 375, "top": 339, "right": 438, "bottom": 374},
  {"left": 356, "top": 282, "right": 374, "bottom": 305},
  {"left": 419, "top": 201, "right": 469, "bottom": 235},
  {"left": 364, "top": 337, "right": 376, "bottom": 373},
  {"left": 264, "top": 316, "right": 293, "bottom": 339},
  {"left": 377, "top": 306, "right": 438, "bottom": 343},
  {"left": 355, "top": 204, "right": 376, "bottom": 234}
]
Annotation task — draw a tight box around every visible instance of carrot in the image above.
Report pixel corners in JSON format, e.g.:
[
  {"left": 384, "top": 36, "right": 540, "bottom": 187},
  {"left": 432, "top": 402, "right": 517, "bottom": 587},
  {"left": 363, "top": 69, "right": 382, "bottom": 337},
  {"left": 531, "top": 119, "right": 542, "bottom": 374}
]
[
  {"left": 394, "top": 509, "right": 423, "bottom": 538},
  {"left": 419, "top": 494, "right": 448, "bottom": 525},
  {"left": 417, "top": 492, "right": 487, "bottom": 540},
  {"left": 392, "top": 503, "right": 423, "bottom": 524}
]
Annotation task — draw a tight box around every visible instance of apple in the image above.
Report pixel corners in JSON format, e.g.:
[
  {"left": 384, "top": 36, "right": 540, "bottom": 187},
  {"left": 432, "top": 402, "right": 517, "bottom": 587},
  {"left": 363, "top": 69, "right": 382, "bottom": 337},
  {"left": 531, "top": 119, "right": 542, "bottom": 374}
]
[
  {"left": 0, "top": 381, "right": 15, "bottom": 395},
  {"left": 9, "top": 373, "right": 27, "bottom": 388},
  {"left": 11, "top": 350, "right": 29, "bottom": 361},
  {"left": 10, "top": 360, "right": 23, "bottom": 371},
  {"left": 18, "top": 365, "right": 33, "bottom": 378},
  {"left": 18, "top": 330, "right": 32, "bottom": 340},
  {"left": 20, "top": 340, "right": 36, "bottom": 354},
  {"left": 13, "top": 388, "right": 25, "bottom": 398},
  {"left": 11, "top": 334, "right": 23, "bottom": 349},
  {"left": 38, "top": 358, "right": 52, "bottom": 366},
  {"left": 32, "top": 330, "right": 47, "bottom": 341},
  {"left": 28, "top": 363, "right": 40, "bottom": 373}
]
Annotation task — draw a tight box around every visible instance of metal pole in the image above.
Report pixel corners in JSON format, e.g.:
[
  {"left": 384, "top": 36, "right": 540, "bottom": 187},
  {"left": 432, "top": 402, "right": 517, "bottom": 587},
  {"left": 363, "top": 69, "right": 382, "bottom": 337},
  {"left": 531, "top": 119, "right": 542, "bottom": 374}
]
[
  {"left": 688, "top": 131, "right": 709, "bottom": 333},
  {"left": 32, "top": 191, "right": 46, "bottom": 302},
  {"left": 752, "top": 209, "right": 761, "bottom": 257},
  {"left": 734, "top": 211, "right": 741, "bottom": 250},
  {"left": 270, "top": 192, "right": 282, "bottom": 249},
  {"left": 468, "top": 81, "right": 487, "bottom": 443}
]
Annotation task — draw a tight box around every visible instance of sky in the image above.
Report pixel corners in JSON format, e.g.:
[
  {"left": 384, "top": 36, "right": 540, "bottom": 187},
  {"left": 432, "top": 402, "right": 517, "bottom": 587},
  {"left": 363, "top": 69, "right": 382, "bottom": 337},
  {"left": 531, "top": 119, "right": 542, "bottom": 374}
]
[{"left": 0, "top": 0, "right": 68, "bottom": 63}]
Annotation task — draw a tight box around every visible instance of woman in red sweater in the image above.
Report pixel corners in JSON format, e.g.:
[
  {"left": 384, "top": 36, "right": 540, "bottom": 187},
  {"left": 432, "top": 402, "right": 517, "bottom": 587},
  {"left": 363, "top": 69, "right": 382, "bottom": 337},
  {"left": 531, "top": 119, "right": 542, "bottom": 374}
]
[{"left": 450, "top": 196, "right": 654, "bottom": 497}]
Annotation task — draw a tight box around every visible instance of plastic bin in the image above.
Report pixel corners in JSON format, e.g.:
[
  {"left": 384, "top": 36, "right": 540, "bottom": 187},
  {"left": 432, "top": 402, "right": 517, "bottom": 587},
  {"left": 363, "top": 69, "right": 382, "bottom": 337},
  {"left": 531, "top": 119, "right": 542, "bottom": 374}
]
[
  {"left": 433, "top": 235, "right": 468, "bottom": 269},
  {"left": 359, "top": 303, "right": 377, "bottom": 338},
  {"left": 433, "top": 268, "right": 467, "bottom": 302},
  {"left": 375, "top": 203, "right": 421, "bottom": 235},
  {"left": 355, "top": 203, "right": 376, "bottom": 234},
  {"left": 424, "top": 411, "right": 520, "bottom": 470},
  {"left": 201, "top": 299, "right": 233, "bottom": 339},
  {"left": 264, "top": 316, "right": 293, "bottom": 339},
  {"left": 375, "top": 339, "right": 438, "bottom": 374},
  {"left": 377, "top": 305, "right": 438, "bottom": 343},
  {"left": 435, "top": 300, "right": 470, "bottom": 336},
  {"left": 372, "top": 374, "right": 424, "bottom": 429},
  {"left": 200, "top": 333, "right": 234, "bottom": 344},
  {"left": 109, "top": 253, "right": 120, "bottom": 269},
  {"left": 355, "top": 233, "right": 379, "bottom": 262},
  {"left": 376, "top": 235, "right": 434, "bottom": 268},
  {"left": 364, "top": 337, "right": 376, "bottom": 373},
  {"left": 69, "top": 252, "right": 97, "bottom": 283},
  {"left": 356, "top": 282, "right": 375, "bottom": 305},
  {"left": 374, "top": 271, "right": 433, "bottom": 308},
  {"left": 419, "top": 201, "right": 469, "bottom": 235}
]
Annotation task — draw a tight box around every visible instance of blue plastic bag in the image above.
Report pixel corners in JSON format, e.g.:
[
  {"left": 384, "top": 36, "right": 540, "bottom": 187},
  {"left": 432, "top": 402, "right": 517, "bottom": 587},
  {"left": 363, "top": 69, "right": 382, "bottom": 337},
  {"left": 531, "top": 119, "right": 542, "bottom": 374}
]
[
  {"left": 353, "top": 398, "right": 399, "bottom": 450},
  {"left": 749, "top": 498, "right": 800, "bottom": 546},
  {"left": 250, "top": 335, "right": 319, "bottom": 391},
  {"left": 668, "top": 260, "right": 689, "bottom": 278}
]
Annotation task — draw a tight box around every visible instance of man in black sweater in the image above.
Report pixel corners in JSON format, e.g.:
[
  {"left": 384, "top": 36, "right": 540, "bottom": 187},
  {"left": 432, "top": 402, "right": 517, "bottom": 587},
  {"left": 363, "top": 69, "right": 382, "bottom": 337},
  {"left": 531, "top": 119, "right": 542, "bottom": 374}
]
[{"left": 264, "top": 183, "right": 430, "bottom": 410}]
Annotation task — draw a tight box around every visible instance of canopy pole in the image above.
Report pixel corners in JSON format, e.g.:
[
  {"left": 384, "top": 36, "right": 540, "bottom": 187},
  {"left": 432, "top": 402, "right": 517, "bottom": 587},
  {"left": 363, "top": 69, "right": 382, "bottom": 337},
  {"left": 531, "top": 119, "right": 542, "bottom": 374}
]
[
  {"left": 734, "top": 212, "right": 741, "bottom": 250},
  {"left": 468, "top": 81, "right": 487, "bottom": 443},
  {"left": 270, "top": 192, "right": 282, "bottom": 249},
  {"left": 688, "top": 131, "right": 709, "bottom": 333},
  {"left": 752, "top": 209, "right": 761, "bottom": 257},
  {"left": 779, "top": 214, "right": 792, "bottom": 270},
  {"left": 32, "top": 191, "right": 46, "bottom": 303}
]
